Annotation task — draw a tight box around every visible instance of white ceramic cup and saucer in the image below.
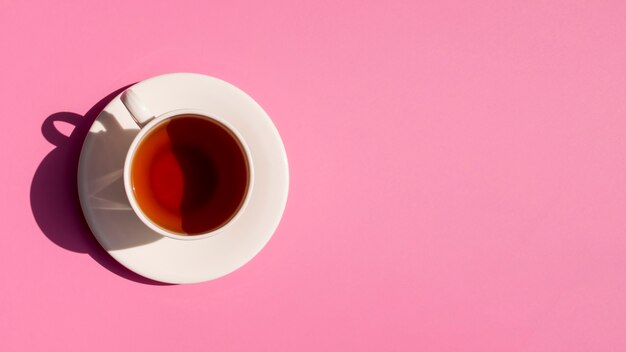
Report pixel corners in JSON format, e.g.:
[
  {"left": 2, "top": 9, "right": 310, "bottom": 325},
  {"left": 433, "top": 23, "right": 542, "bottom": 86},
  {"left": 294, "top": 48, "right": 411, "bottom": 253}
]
[{"left": 77, "top": 73, "right": 289, "bottom": 284}]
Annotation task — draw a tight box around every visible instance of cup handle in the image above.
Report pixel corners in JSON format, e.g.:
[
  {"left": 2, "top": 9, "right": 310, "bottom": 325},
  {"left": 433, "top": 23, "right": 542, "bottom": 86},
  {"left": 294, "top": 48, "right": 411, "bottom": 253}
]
[{"left": 120, "top": 89, "right": 155, "bottom": 127}]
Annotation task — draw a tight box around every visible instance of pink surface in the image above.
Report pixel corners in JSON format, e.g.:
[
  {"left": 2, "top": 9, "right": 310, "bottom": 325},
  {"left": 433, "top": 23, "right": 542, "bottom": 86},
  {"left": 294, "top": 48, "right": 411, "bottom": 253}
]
[{"left": 1, "top": 0, "right": 626, "bottom": 350}]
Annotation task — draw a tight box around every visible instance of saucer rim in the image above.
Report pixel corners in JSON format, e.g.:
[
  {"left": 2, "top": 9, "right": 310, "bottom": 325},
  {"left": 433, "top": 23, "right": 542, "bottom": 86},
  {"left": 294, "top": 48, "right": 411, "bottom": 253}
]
[{"left": 77, "top": 72, "right": 289, "bottom": 284}]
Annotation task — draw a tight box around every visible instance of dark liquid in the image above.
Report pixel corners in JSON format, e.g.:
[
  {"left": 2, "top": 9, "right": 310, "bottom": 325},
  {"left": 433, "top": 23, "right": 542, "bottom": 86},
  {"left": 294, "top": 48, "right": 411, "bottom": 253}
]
[{"left": 131, "top": 115, "right": 249, "bottom": 235}]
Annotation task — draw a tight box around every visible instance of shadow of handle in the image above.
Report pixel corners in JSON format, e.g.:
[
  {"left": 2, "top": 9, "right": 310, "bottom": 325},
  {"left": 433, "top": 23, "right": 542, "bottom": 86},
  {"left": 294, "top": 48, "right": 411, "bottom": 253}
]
[{"left": 41, "top": 112, "right": 83, "bottom": 147}]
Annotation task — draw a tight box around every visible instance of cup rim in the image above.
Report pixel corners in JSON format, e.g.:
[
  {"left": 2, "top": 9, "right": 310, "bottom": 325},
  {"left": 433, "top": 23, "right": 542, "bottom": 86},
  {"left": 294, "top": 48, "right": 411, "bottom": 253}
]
[{"left": 123, "top": 108, "right": 255, "bottom": 241}]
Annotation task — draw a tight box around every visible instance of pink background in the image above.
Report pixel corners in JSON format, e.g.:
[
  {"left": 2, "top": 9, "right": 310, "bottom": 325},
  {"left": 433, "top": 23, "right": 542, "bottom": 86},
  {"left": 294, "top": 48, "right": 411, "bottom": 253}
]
[{"left": 1, "top": 0, "right": 626, "bottom": 350}]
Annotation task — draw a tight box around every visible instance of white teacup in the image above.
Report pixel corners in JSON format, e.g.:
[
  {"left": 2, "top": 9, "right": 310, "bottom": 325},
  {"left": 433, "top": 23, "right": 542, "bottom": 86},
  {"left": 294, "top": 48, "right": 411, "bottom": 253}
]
[{"left": 121, "top": 89, "right": 254, "bottom": 240}]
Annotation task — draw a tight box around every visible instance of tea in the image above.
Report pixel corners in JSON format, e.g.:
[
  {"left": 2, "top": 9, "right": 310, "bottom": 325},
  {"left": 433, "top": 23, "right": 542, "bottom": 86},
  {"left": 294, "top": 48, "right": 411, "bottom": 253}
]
[{"left": 130, "top": 115, "right": 249, "bottom": 235}]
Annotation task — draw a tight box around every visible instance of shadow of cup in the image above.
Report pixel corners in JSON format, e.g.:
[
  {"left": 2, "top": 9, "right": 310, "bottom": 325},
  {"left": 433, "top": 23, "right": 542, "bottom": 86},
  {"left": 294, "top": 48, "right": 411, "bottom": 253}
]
[{"left": 30, "top": 86, "right": 169, "bottom": 285}]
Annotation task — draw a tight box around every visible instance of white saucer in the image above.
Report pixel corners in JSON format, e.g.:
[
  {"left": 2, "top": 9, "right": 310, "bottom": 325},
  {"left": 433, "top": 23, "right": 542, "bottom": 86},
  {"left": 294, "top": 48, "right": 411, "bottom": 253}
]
[{"left": 77, "top": 73, "right": 289, "bottom": 284}]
